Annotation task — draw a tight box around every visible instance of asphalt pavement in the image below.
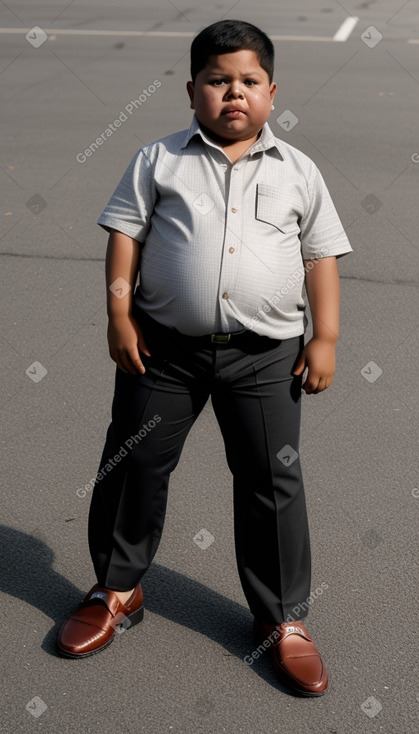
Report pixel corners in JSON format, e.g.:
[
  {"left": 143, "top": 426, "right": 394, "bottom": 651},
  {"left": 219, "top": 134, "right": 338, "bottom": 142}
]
[{"left": 1, "top": 1, "right": 419, "bottom": 732}]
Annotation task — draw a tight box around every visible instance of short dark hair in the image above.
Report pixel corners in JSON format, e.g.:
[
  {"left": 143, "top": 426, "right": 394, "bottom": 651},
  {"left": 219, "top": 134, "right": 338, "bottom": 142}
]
[{"left": 190, "top": 20, "right": 274, "bottom": 83}]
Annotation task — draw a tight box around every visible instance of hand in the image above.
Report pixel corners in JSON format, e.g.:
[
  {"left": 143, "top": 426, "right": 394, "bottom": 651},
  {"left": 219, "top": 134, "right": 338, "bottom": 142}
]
[
  {"left": 107, "top": 314, "right": 151, "bottom": 375},
  {"left": 292, "top": 338, "right": 336, "bottom": 394}
]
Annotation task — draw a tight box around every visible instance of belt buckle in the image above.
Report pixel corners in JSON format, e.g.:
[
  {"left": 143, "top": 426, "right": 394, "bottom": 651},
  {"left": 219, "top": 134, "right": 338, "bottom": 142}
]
[{"left": 210, "top": 333, "right": 230, "bottom": 344}]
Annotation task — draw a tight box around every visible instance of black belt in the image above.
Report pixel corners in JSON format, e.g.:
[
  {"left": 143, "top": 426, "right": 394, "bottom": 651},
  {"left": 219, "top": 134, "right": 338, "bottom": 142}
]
[
  {"left": 138, "top": 311, "right": 280, "bottom": 352},
  {"left": 175, "top": 329, "right": 252, "bottom": 348},
  {"left": 211, "top": 332, "right": 239, "bottom": 343}
]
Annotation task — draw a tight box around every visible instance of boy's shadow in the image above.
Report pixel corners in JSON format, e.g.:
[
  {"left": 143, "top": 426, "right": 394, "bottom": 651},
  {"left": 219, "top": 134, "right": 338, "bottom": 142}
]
[{"left": 0, "top": 525, "right": 288, "bottom": 692}]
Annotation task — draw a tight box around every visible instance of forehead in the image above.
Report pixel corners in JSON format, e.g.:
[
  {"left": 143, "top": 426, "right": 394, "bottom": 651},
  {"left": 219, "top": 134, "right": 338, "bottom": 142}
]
[{"left": 202, "top": 49, "right": 267, "bottom": 76}]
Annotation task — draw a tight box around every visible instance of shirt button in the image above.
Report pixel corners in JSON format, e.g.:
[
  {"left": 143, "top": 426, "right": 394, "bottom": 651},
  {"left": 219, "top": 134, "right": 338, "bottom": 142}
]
[
  {"left": 231, "top": 207, "right": 237, "bottom": 213},
  {"left": 222, "top": 292, "right": 229, "bottom": 299},
  {"left": 228, "top": 247, "right": 235, "bottom": 254}
]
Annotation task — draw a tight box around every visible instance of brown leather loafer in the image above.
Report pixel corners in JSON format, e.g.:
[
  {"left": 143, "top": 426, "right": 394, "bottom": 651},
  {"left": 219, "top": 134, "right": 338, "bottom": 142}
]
[
  {"left": 254, "top": 620, "right": 328, "bottom": 696},
  {"left": 57, "top": 583, "right": 144, "bottom": 658}
]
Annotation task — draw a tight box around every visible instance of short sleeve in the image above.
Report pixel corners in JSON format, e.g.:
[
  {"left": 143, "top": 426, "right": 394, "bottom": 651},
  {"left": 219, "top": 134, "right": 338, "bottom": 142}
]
[
  {"left": 97, "top": 147, "right": 157, "bottom": 242},
  {"left": 300, "top": 165, "right": 353, "bottom": 260}
]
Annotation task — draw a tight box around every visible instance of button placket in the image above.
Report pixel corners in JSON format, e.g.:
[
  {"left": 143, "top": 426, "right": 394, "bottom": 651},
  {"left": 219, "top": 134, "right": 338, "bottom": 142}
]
[{"left": 219, "top": 164, "right": 243, "bottom": 315}]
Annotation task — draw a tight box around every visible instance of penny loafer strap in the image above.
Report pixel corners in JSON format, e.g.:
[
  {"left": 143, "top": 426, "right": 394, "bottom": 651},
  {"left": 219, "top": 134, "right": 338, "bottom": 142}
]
[
  {"left": 279, "top": 625, "right": 313, "bottom": 644},
  {"left": 80, "top": 589, "right": 121, "bottom": 616}
]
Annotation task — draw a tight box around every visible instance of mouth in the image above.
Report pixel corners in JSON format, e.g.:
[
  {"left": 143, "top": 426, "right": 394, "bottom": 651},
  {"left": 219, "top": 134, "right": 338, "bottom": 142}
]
[{"left": 222, "top": 108, "right": 246, "bottom": 118}]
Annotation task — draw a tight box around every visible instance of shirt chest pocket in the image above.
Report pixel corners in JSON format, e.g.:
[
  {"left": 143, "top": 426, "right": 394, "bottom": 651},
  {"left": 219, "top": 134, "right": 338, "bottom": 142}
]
[{"left": 255, "top": 183, "right": 301, "bottom": 234}]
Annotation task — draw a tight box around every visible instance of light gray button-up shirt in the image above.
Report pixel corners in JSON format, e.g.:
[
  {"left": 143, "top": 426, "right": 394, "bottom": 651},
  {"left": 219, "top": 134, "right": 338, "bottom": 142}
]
[{"left": 98, "top": 115, "right": 352, "bottom": 338}]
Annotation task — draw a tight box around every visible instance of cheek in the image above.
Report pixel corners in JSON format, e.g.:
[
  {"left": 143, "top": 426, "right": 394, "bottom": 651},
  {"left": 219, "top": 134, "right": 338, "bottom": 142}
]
[
  {"left": 196, "top": 89, "right": 220, "bottom": 113},
  {"left": 251, "top": 92, "right": 272, "bottom": 114},
  {"left": 207, "top": 96, "right": 220, "bottom": 113}
]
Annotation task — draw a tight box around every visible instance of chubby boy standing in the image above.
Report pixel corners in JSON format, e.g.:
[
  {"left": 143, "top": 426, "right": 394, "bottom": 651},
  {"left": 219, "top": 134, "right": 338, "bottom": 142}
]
[{"left": 58, "top": 20, "right": 352, "bottom": 697}]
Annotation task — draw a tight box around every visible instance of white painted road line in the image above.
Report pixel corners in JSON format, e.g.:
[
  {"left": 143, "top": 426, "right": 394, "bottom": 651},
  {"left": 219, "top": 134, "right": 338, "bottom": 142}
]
[
  {"left": 3, "top": 28, "right": 195, "bottom": 37},
  {"left": 333, "top": 16, "right": 359, "bottom": 42},
  {"left": 0, "top": 26, "right": 415, "bottom": 43},
  {"left": 0, "top": 27, "right": 337, "bottom": 42}
]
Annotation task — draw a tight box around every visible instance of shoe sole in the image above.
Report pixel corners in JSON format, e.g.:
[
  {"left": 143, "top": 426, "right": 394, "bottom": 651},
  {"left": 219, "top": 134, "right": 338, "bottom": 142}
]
[
  {"left": 274, "top": 668, "right": 327, "bottom": 697},
  {"left": 57, "top": 604, "right": 144, "bottom": 659}
]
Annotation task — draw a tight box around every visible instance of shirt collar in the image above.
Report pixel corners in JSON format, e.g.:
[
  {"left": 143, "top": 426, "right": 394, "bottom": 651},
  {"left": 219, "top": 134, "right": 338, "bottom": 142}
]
[{"left": 181, "top": 114, "right": 284, "bottom": 160}]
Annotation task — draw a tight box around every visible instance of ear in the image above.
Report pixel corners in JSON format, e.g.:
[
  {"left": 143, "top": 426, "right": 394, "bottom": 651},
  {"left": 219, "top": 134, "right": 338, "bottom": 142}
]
[
  {"left": 269, "top": 82, "right": 277, "bottom": 104},
  {"left": 186, "top": 81, "right": 195, "bottom": 109}
]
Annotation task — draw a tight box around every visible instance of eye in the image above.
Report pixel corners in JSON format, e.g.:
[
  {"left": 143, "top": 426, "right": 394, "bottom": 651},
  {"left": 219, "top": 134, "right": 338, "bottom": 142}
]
[
  {"left": 244, "top": 79, "right": 257, "bottom": 86},
  {"left": 209, "top": 78, "right": 226, "bottom": 86}
]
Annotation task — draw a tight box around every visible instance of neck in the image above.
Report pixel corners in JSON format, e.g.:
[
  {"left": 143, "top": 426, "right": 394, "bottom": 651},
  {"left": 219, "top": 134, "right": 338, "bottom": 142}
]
[{"left": 199, "top": 123, "right": 261, "bottom": 149}]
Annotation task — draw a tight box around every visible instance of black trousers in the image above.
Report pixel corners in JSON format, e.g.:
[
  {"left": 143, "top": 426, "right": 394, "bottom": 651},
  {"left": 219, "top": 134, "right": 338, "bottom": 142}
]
[{"left": 88, "top": 314, "right": 311, "bottom": 624}]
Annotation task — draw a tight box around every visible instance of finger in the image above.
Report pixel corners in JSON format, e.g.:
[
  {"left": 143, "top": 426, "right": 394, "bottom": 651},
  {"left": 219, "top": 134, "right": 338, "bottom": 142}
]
[
  {"left": 119, "top": 355, "right": 138, "bottom": 375},
  {"left": 111, "top": 349, "right": 138, "bottom": 375},
  {"left": 127, "top": 348, "right": 146, "bottom": 375},
  {"left": 310, "top": 375, "right": 331, "bottom": 394},
  {"left": 315, "top": 378, "right": 327, "bottom": 393},
  {"left": 319, "top": 376, "right": 333, "bottom": 393},
  {"left": 303, "top": 374, "right": 321, "bottom": 394},
  {"left": 138, "top": 333, "right": 151, "bottom": 357},
  {"left": 292, "top": 356, "right": 306, "bottom": 375}
]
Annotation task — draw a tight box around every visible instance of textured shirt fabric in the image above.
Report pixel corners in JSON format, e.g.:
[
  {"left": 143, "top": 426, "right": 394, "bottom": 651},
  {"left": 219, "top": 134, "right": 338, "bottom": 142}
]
[{"left": 98, "top": 115, "right": 352, "bottom": 338}]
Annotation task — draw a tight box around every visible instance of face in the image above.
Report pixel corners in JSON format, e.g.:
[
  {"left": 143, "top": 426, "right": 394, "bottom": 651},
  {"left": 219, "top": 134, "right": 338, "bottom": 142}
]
[{"left": 187, "top": 49, "right": 277, "bottom": 145}]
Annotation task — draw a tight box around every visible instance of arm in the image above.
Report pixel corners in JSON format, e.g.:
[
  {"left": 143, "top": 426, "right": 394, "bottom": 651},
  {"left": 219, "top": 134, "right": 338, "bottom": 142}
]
[
  {"left": 106, "top": 229, "right": 150, "bottom": 375},
  {"left": 292, "top": 256, "right": 340, "bottom": 394}
]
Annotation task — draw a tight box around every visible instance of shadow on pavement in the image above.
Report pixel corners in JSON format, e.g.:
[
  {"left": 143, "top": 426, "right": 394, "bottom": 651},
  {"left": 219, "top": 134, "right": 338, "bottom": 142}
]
[
  {"left": 0, "top": 525, "right": 290, "bottom": 693},
  {"left": 141, "top": 564, "right": 295, "bottom": 694}
]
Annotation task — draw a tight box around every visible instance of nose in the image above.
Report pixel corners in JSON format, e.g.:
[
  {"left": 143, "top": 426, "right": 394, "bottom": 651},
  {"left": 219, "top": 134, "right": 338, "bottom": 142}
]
[{"left": 226, "top": 81, "right": 244, "bottom": 99}]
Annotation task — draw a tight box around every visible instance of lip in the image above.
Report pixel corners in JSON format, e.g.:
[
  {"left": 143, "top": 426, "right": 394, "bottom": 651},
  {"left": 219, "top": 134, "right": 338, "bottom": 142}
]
[{"left": 222, "top": 108, "right": 246, "bottom": 117}]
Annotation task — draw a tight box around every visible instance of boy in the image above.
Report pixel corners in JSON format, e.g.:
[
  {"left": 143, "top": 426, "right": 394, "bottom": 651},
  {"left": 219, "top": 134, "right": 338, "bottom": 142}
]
[{"left": 58, "top": 20, "right": 352, "bottom": 697}]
